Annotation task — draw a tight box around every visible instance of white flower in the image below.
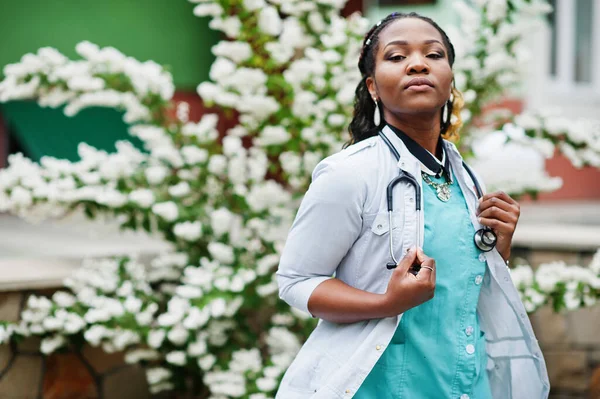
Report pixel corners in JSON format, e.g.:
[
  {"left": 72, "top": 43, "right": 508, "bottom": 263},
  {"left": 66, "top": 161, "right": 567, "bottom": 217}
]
[
  {"left": 486, "top": 0, "right": 508, "bottom": 23},
  {"left": 175, "top": 285, "right": 203, "bottom": 299},
  {"left": 41, "top": 335, "right": 66, "bottom": 354},
  {"left": 210, "top": 208, "right": 234, "bottom": 237},
  {"left": 168, "top": 325, "right": 189, "bottom": 346},
  {"left": 259, "top": 7, "right": 282, "bottom": 36},
  {"left": 193, "top": 3, "right": 223, "bottom": 17},
  {"left": 52, "top": 292, "right": 76, "bottom": 308},
  {"left": 146, "top": 367, "right": 172, "bottom": 385},
  {"left": 230, "top": 348, "right": 262, "bottom": 373},
  {"left": 246, "top": 181, "right": 291, "bottom": 212},
  {"left": 152, "top": 202, "right": 179, "bottom": 222},
  {"left": 64, "top": 314, "right": 86, "bottom": 334},
  {"left": 180, "top": 147, "right": 208, "bottom": 166},
  {"left": 129, "top": 189, "right": 155, "bottom": 208},
  {"left": 112, "top": 330, "right": 140, "bottom": 350},
  {"left": 96, "top": 189, "right": 127, "bottom": 208},
  {"left": 279, "top": 152, "right": 302, "bottom": 176},
  {"left": 84, "top": 308, "right": 111, "bottom": 323},
  {"left": 84, "top": 325, "right": 111, "bottom": 346},
  {"left": 327, "top": 113, "right": 346, "bottom": 127},
  {"left": 564, "top": 289, "right": 581, "bottom": 310},
  {"left": 211, "top": 41, "right": 253, "bottom": 64},
  {"left": 209, "top": 298, "right": 227, "bottom": 317},
  {"left": 208, "top": 242, "right": 235, "bottom": 264},
  {"left": 10, "top": 187, "right": 32, "bottom": 208},
  {"left": 265, "top": 41, "right": 295, "bottom": 65},
  {"left": 187, "top": 339, "right": 208, "bottom": 357},
  {"left": 125, "top": 349, "right": 160, "bottom": 364},
  {"left": 148, "top": 329, "right": 167, "bottom": 349},
  {"left": 145, "top": 166, "right": 169, "bottom": 185},
  {"left": 168, "top": 182, "right": 191, "bottom": 198},
  {"left": 209, "top": 57, "right": 237, "bottom": 83},
  {"left": 183, "top": 307, "right": 210, "bottom": 329},
  {"left": 198, "top": 354, "right": 216, "bottom": 371},
  {"left": 223, "top": 136, "right": 244, "bottom": 157},
  {"left": 243, "top": 0, "right": 266, "bottom": 11},
  {"left": 216, "top": 16, "right": 243, "bottom": 38},
  {"left": 158, "top": 311, "right": 184, "bottom": 327},
  {"left": 123, "top": 296, "right": 143, "bottom": 313},
  {"left": 256, "top": 125, "right": 290, "bottom": 146},
  {"left": 256, "top": 377, "right": 278, "bottom": 392},
  {"left": 272, "top": 313, "right": 295, "bottom": 326},
  {"left": 43, "top": 317, "right": 63, "bottom": 331},
  {"left": 208, "top": 155, "right": 228, "bottom": 175},
  {"left": 166, "top": 351, "right": 187, "bottom": 366},
  {"left": 173, "top": 221, "right": 203, "bottom": 241}
]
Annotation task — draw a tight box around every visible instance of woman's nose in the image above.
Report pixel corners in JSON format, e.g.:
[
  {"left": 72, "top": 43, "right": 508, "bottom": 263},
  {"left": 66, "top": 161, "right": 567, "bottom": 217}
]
[{"left": 406, "top": 55, "right": 429, "bottom": 74}]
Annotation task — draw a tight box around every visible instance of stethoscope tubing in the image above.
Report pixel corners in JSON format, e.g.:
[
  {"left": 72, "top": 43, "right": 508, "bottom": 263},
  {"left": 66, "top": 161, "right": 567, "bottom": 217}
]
[{"left": 377, "top": 130, "right": 496, "bottom": 269}]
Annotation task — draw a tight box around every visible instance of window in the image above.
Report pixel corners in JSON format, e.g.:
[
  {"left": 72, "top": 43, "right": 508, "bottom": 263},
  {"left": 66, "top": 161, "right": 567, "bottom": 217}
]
[
  {"left": 546, "top": 0, "right": 598, "bottom": 92},
  {"left": 527, "top": 0, "right": 599, "bottom": 116}
]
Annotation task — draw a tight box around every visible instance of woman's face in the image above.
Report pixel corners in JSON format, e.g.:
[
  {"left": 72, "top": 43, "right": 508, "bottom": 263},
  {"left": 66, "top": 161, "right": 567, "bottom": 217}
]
[{"left": 366, "top": 18, "right": 453, "bottom": 118}]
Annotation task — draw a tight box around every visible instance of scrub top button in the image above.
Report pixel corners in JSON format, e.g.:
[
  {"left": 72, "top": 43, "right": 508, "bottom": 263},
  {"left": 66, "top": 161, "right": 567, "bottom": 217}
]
[
  {"left": 466, "top": 344, "right": 475, "bottom": 354},
  {"left": 461, "top": 395, "right": 470, "bottom": 399},
  {"left": 478, "top": 253, "right": 486, "bottom": 262},
  {"left": 475, "top": 275, "right": 483, "bottom": 285},
  {"left": 465, "top": 326, "right": 474, "bottom": 336}
]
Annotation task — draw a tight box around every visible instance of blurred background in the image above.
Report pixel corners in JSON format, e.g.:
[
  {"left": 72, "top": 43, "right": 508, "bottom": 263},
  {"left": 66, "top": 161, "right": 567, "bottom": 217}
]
[{"left": 0, "top": 0, "right": 598, "bottom": 398}]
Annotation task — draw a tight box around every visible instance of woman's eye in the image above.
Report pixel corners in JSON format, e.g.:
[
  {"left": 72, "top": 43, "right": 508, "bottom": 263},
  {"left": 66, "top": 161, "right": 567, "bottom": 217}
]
[
  {"left": 427, "top": 53, "right": 443, "bottom": 59},
  {"left": 388, "top": 55, "right": 406, "bottom": 61}
]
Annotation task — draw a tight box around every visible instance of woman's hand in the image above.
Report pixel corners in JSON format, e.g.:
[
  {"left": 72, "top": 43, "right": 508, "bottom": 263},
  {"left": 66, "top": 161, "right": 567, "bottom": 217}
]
[
  {"left": 476, "top": 191, "right": 520, "bottom": 261},
  {"left": 381, "top": 247, "right": 436, "bottom": 316}
]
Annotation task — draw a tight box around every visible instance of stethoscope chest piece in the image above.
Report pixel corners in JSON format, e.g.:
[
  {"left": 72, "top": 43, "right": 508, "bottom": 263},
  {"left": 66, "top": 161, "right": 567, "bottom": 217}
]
[{"left": 474, "top": 227, "right": 497, "bottom": 252}]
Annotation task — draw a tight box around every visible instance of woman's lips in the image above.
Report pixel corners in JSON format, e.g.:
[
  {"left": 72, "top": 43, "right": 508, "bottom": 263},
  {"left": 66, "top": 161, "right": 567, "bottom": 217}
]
[
  {"left": 405, "top": 78, "right": 434, "bottom": 92},
  {"left": 406, "top": 84, "right": 434, "bottom": 92}
]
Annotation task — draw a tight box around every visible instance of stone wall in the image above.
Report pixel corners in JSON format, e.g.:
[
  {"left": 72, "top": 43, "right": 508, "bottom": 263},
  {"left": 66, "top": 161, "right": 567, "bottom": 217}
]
[{"left": 0, "top": 290, "right": 151, "bottom": 399}]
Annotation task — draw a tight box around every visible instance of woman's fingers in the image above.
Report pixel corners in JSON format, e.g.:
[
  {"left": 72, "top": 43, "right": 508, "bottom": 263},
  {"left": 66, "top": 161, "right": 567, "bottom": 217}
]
[
  {"left": 416, "top": 248, "right": 436, "bottom": 283},
  {"left": 477, "top": 216, "right": 513, "bottom": 234},
  {"left": 477, "top": 206, "right": 518, "bottom": 225}
]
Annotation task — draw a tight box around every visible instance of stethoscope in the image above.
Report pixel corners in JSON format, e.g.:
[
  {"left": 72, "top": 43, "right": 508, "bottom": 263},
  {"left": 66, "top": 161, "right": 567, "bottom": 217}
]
[{"left": 378, "top": 131, "right": 497, "bottom": 270}]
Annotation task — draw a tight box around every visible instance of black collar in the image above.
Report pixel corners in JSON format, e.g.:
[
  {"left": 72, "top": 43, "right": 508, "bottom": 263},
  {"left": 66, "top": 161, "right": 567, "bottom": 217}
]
[{"left": 387, "top": 123, "right": 452, "bottom": 181}]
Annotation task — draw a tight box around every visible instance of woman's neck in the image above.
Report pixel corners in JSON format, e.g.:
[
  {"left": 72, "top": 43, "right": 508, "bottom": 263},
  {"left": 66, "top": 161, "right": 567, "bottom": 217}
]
[{"left": 384, "top": 112, "right": 441, "bottom": 160}]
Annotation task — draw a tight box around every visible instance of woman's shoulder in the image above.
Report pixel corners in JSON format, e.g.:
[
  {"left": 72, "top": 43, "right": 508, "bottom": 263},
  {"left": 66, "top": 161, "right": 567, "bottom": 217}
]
[
  {"left": 309, "top": 136, "right": 380, "bottom": 197},
  {"left": 317, "top": 136, "right": 380, "bottom": 170}
]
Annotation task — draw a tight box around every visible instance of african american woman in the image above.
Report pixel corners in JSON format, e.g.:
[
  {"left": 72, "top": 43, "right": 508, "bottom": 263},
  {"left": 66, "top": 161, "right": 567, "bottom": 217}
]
[{"left": 276, "top": 12, "right": 550, "bottom": 399}]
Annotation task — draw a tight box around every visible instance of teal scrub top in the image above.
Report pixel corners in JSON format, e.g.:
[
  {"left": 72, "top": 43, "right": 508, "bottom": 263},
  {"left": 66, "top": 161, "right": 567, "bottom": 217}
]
[{"left": 355, "top": 172, "right": 493, "bottom": 399}]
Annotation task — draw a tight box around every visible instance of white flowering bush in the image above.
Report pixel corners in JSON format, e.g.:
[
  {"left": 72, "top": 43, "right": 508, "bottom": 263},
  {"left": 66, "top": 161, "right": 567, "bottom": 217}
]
[
  {"left": 0, "top": 0, "right": 599, "bottom": 397},
  {"left": 510, "top": 249, "right": 600, "bottom": 313}
]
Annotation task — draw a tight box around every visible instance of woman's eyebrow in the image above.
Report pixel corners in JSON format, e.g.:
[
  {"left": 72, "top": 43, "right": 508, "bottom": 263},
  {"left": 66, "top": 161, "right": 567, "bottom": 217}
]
[{"left": 384, "top": 39, "right": 443, "bottom": 50}]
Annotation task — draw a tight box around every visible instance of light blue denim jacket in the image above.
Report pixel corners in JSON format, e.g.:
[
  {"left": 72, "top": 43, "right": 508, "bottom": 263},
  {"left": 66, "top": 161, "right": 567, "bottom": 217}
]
[{"left": 276, "top": 125, "right": 550, "bottom": 399}]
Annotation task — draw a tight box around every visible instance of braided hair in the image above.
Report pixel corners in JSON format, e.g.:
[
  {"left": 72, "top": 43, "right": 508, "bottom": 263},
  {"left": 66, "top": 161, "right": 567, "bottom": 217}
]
[{"left": 348, "top": 12, "right": 460, "bottom": 144}]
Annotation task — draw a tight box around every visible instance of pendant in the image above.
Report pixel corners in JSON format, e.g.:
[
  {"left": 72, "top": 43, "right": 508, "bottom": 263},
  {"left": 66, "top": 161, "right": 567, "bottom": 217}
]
[{"left": 436, "top": 185, "right": 451, "bottom": 202}]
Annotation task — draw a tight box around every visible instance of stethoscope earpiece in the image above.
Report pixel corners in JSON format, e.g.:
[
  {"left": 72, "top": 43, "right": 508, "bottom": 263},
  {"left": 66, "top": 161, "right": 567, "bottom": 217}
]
[{"left": 386, "top": 262, "right": 397, "bottom": 270}]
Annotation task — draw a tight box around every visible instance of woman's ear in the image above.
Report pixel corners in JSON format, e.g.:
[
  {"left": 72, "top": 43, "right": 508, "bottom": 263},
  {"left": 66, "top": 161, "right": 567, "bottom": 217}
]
[{"left": 366, "top": 76, "right": 377, "bottom": 99}]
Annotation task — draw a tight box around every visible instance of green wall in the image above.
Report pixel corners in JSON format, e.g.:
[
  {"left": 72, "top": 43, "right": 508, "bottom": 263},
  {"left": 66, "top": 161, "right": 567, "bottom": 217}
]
[
  {"left": 0, "top": 0, "right": 219, "bottom": 89},
  {"left": 0, "top": 0, "right": 219, "bottom": 161}
]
